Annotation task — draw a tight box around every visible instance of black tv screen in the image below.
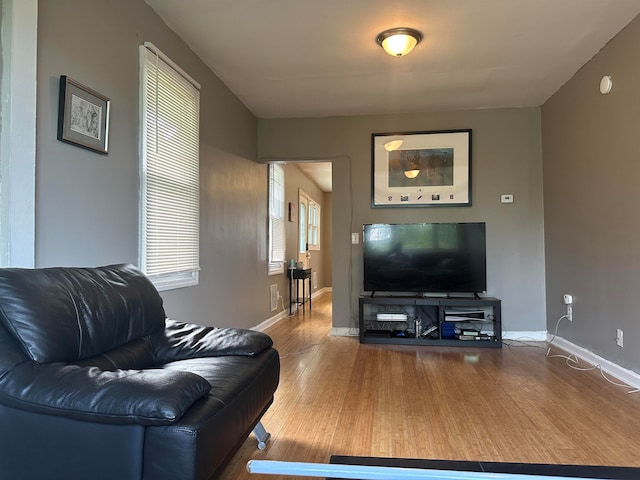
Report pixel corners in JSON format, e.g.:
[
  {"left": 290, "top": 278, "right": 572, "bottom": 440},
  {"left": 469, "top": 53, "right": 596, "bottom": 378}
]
[{"left": 363, "top": 222, "right": 487, "bottom": 294}]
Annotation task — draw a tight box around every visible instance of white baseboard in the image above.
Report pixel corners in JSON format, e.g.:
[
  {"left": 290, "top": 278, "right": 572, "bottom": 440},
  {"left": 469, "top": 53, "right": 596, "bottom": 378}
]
[
  {"left": 312, "top": 286, "right": 331, "bottom": 299},
  {"left": 253, "top": 287, "right": 332, "bottom": 332},
  {"left": 549, "top": 335, "right": 640, "bottom": 390},
  {"left": 502, "top": 330, "right": 547, "bottom": 341},
  {"left": 252, "top": 310, "right": 288, "bottom": 332}
]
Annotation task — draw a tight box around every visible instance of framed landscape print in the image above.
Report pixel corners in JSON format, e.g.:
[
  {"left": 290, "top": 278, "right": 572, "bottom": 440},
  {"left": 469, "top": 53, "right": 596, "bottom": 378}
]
[
  {"left": 371, "top": 129, "right": 471, "bottom": 207},
  {"left": 57, "top": 76, "right": 110, "bottom": 154}
]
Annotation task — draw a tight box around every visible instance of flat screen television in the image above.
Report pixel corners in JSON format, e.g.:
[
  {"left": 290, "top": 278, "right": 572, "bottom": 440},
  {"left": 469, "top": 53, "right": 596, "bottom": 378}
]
[{"left": 363, "top": 222, "right": 486, "bottom": 294}]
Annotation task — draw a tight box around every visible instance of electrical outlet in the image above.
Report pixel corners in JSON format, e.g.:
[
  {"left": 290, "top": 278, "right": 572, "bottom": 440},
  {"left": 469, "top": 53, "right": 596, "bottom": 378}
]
[
  {"left": 563, "top": 294, "right": 573, "bottom": 321},
  {"left": 616, "top": 329, "right": 624, "bottom": 348}
]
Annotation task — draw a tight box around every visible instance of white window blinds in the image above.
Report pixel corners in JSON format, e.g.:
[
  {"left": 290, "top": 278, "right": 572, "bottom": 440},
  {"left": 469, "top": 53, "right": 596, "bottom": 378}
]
[
  {"left": 268, "top": 164, "right": 285, "bottom": 274},
  {"left": 308, "top": 200, "right": 320, "bottom": 250},
  {"left": 139, "top": 43, "right": 201, "bottom": 290}
]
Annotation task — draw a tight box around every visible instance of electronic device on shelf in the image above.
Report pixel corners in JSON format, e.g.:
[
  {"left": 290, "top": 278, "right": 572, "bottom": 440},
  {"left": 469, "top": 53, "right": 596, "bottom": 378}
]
[{"left": 362, "top": 222, "right": 486, "bottom": 294}]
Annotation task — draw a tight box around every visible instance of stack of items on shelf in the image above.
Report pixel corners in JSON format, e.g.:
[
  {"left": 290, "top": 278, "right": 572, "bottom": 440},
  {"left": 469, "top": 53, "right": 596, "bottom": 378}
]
[
  {"left": 366, "top": 311, "right": 414, "bottom": 338},
  {"left": 443, "top": 309, "right": 495, "bottom": 341}
]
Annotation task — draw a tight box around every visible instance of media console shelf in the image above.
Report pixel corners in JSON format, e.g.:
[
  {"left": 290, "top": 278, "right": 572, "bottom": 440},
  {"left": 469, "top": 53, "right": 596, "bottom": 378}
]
[{"left": 359, "top": 296, "right": 502, "bottom": 348}]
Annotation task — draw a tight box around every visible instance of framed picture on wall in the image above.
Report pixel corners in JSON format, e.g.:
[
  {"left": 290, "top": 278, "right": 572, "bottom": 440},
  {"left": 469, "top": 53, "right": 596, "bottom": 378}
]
[
  {"left": 371, "top": 129, "right": 471, "bottom": 207},
  {"left": 57, "top": 76, "right": 111, "bottom": 154},
  {"left": 288, "top": 202, "right": 297, "bottom": 222}
]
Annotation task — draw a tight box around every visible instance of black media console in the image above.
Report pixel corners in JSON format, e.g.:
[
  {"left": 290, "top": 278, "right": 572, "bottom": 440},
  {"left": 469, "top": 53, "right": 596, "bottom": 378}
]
[{"left": 359, "top": 295, "right": 502, "bottom": 348}]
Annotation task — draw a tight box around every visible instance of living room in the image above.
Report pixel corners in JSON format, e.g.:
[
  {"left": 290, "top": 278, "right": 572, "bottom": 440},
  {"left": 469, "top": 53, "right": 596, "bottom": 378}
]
[
  {"left": 9, "top": 0, "right": 636, "bottom": 379},
  {"left": 3, "top": 0, "right": 640, "bottom": 458}
]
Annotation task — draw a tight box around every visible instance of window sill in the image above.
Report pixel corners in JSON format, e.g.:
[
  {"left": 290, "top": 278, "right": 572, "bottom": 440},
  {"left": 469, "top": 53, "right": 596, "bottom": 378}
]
[
  {"left": 268, "top": 263, "right": 285, "bottom": 276},
  {"left": 149, "top": 270, "right": 200, "bottom": 291}
]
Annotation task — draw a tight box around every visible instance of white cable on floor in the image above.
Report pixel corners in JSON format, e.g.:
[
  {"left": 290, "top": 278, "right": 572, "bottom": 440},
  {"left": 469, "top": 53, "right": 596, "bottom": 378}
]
[{"left": 546, "top": 314, "right": 637, "bottom": 393}]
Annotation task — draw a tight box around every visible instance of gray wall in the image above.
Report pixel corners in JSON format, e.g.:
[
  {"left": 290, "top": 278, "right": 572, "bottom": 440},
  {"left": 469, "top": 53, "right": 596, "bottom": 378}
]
[
  {"left": 258, "top": 108, "right": 546, "bottom": 332},
  {"left": 36, "top": 0, "right": 273, "bottom": 328},
  {"left": 542, "top": 14, "right": 640, "bottom": 372}
]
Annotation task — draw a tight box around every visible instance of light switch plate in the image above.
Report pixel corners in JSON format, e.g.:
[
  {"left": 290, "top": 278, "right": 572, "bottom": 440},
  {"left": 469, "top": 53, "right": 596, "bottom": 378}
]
[
  {"left": 351, "top": 233, "right": 359, "bottom": 244},
  {"left": 501, "top": 194, "right": 514, "bottom": 203}
]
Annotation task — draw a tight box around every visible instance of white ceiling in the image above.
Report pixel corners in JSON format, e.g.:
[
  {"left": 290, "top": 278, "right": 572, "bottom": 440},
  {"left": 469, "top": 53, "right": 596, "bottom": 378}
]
[
  {"left": 295, "top": 162, "right": 332, "bottom": 193},
  {"left": 145, "top": 0, "right": 640, "bottom": 120},
  {"left": 144, "top": 0, "right": 640, "bottom": 192}
]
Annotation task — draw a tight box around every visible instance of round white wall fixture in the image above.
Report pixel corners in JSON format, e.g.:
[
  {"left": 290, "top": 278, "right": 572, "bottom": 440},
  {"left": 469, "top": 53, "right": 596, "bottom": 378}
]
[{"left": 600, "top": 75, "right": 613, "bottom": 94}]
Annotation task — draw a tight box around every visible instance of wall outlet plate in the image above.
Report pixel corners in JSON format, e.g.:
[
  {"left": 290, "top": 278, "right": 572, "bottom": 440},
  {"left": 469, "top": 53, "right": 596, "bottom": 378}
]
[
  {"left": 270, "top": 284, "right": 278, "bottom": 312},
  {"left": 500, "top": 194, "right": 514, "bottom": 203},
  {"left": 563, "top": 294, "right": 573, "bottom": 305}
]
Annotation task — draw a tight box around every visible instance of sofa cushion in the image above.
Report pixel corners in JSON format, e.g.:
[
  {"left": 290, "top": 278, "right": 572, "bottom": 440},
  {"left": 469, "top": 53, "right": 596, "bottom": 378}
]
[
  {"left": 0, "top": 361, "right": 211, "bottom": 426},
  {"left": 76, "top": 337, "right": 156, "bottom": 371},
  {"left": 152, "top": 319, "right": 273, "bottom": 363},
  {"left": 0, "top": 264, "right": 166, "bottom": 363}
]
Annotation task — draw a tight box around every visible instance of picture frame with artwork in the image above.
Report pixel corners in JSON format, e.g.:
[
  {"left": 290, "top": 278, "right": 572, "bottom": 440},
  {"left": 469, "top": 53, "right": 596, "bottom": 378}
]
[
  {"left": 57, "top": 76, "right": 110, "bottom": 154},
  {"left": 288, "top": 202, "right": 297, "bottom": 222},
  {"left": 371, "top": 129, "right": 472, "bottom": 207}
]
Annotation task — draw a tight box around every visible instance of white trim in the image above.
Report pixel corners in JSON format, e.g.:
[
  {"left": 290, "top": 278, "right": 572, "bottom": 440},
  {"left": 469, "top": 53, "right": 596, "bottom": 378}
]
[
  {"left": 253, "top": 287, "right": 333, "bottom": 332},
  {"left": 0, "top": 0, "right": 37, "bottom": 268},
  {"left": 267, "top": 262, "right": 285, "bottom": 276},
  {"left": 311, "top": 286, "right": 331, "bottom": 299},
  {"left": 549, "top": 335, "right": 640, "bottom": 390},
  {"left": 142, "top": 41, "right": 201, "bottom": 90},
  {"left": 252, "top": 309, "right": 289, "bottom": 332},
  {"left": 502, "top": 330, "right": 547, "bottom": 341}
]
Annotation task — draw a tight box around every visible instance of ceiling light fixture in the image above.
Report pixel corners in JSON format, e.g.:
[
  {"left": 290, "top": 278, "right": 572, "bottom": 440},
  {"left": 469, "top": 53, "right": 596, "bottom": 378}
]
[
  {"left": 404, "top": 169, "right": 420, "bottom": 179},
  {"left": 376, "top": 27, "right": 423, "bottom": 57}
]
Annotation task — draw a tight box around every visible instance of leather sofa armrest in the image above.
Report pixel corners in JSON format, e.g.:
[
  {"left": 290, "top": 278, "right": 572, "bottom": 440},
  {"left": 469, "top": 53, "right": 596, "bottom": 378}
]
[
  {"left": 152, "top": 319, "right": 274, "bottom": 364},
  {"left": 0, "top": 362, "right": 210, "bottom": 426}
]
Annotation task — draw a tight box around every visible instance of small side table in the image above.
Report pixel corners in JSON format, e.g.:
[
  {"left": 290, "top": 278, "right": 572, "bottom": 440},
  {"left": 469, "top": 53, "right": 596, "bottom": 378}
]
[{"left": 288, "top": 268, "right": 312, "bottom": 315}]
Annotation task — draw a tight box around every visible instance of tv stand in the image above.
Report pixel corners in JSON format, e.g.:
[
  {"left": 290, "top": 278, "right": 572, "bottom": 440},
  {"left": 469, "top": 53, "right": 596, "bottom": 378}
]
[{"left": 359, "top": 295, "right": 501, "bottom": 348}]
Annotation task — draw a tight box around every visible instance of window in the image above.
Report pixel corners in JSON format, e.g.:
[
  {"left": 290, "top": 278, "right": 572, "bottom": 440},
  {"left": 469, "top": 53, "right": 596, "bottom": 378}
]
[
  {"left": 298, "top": 201, "right": 306, "bottom": 255},
  {"left": 307, "top": 200, "right": 320, "bottom": 250},
  {"left": 139, "top": 43, "right": 201, "bottom": 290},
  {"left": 268, "top": 164, "right": 285, "bottom": 275},
  {"left": 298, "top": 191, "right": 321, "bottom": 255}
]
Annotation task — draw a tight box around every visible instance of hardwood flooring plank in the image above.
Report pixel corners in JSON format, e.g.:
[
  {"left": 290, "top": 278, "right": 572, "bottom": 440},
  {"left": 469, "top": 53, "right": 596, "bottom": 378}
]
[{"left": 218, "top": 292, "right": 640, "bottom": 479}]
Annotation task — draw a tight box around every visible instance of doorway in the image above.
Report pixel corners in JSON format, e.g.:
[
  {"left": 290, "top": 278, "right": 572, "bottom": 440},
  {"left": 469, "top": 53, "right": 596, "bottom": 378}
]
[{"left": 285, "top": 161, "right": 332, "bottom": 296}]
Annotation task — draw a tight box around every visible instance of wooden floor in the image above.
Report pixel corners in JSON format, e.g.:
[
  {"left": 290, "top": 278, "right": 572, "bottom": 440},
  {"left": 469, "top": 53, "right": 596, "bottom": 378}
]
[{"left": 218, "top": 291, "right": 640, "bottom": 479}]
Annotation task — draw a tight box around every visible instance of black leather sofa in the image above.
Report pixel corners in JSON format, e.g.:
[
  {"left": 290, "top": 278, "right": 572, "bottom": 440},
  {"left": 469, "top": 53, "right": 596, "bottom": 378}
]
[{"left": 0, "top": 264, "right": 280, "bottom": 480}]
